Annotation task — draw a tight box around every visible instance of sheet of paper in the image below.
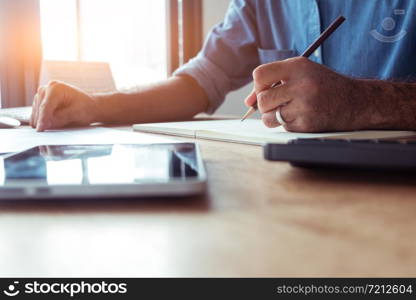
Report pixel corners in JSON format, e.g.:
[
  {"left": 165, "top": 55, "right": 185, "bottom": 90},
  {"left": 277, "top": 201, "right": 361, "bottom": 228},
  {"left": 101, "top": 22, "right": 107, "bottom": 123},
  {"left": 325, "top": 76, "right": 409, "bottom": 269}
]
[
  {"left": 0, "top": 127, "right": 176, "bottom": 154},
  {"left": 134, "top": 119, "right": 278, "bottom": 137},
  {"left": 137, "top": 119, "right": 272, "bottom": 132},
  {"left": 134, "top": 119, "right": 416, "bottom": 145}
]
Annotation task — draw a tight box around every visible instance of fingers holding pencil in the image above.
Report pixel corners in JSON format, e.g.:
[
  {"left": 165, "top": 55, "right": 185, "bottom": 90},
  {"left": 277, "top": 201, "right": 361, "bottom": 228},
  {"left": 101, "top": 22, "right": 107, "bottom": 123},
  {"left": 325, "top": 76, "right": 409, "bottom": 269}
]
[{"left": 241, "top": 15, "right": 346, "bottom": 122}]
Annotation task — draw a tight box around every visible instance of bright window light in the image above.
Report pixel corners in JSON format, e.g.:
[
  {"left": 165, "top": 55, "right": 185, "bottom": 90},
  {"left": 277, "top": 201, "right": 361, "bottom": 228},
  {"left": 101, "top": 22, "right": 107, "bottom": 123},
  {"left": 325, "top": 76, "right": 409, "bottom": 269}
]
[
  {"left": 40, "top": 0, "right": 79, "bottom": 61},
  {"left": 40, "top": 0, "right": 168, "bottom": 90}
]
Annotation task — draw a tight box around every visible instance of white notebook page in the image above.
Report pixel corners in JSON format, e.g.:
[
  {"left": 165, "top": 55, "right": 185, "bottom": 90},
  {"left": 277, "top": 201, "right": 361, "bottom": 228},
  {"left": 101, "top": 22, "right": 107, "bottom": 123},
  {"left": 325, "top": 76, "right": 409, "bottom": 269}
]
[{"left": 134, "top": 119, "right": 416, "bottom": 145}]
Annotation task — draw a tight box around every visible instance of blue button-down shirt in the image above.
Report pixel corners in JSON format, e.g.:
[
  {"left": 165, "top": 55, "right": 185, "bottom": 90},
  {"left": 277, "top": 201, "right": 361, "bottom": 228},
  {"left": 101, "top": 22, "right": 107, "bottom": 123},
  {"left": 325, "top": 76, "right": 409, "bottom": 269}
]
[{"left": 174, "top": 0, "right": 416, "bottom": 113}]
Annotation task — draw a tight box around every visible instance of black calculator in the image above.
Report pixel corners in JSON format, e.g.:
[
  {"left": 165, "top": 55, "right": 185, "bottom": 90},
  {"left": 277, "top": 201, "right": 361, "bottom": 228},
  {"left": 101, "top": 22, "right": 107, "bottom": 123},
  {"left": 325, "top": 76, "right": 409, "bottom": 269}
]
[{"left": 264, "top": 139, "right": 416, "bottom": 170}]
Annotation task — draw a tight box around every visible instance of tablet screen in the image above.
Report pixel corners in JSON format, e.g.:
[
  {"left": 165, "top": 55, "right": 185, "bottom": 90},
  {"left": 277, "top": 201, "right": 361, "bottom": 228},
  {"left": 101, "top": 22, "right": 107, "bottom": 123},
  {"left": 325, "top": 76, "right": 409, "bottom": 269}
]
[{"left": 0, "top": 143, "right": 200, "bottom": 186}]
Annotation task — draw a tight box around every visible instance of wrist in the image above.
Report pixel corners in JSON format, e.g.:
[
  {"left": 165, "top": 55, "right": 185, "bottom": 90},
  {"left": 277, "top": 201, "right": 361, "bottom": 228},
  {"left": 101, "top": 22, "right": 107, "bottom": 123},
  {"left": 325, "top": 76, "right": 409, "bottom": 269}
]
[
  {"left": 89, "top": 93, "right": 114, "bottom": 124},
  {"left": 351, "top": 79, "right": 398, "bottom": 130}
]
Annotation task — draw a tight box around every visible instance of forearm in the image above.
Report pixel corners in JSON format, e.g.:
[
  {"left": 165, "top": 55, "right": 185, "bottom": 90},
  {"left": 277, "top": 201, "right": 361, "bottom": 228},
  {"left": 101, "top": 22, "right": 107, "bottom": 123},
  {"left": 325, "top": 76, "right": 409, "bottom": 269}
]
[
  {"left": 354, "top": 79, "right": 416, "bottom": 130},
  {"left": 91, "top": 75, "right": 209, "bottom": 124}
]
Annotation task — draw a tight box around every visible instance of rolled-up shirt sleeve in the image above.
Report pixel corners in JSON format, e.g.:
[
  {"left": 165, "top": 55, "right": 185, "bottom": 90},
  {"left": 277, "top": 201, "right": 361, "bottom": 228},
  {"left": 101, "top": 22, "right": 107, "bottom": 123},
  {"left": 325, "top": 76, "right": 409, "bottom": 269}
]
[{"left": 174, "top": 0, "right": 259, "bottom": 114}]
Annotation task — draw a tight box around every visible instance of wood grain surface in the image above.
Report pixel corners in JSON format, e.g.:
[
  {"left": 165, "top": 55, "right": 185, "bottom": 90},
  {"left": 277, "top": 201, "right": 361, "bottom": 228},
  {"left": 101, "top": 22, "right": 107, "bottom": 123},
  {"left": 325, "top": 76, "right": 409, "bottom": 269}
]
[{"left": 0, "top": 127, "right": 415, "bottom": 277}]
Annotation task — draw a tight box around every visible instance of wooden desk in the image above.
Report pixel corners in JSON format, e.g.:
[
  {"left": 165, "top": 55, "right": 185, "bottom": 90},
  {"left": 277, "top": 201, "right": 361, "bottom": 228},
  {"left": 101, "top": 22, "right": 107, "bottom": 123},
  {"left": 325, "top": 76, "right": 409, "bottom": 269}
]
[{"left": 1, "top": 127, "right": 416, "bottom": 277}]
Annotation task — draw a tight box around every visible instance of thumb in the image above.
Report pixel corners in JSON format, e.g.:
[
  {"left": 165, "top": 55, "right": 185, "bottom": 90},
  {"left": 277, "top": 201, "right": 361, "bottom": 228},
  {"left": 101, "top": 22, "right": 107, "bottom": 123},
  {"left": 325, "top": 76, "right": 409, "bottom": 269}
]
[{"left": 40, "top": 108, "right": 73, "bottom": 131}]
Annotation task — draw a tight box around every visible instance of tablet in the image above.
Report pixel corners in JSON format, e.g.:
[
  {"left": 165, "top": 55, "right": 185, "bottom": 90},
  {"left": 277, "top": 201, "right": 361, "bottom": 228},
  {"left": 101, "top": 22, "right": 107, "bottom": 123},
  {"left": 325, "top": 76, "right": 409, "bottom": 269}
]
[{"left": 0, "top": 143, "right": 207, "bottom": 200}]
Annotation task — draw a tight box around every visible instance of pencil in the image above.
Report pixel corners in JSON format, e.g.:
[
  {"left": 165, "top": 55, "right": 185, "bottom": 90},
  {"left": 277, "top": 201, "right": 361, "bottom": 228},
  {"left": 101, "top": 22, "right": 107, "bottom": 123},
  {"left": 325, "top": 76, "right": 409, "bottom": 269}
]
[{"left": 241, "top": 15, "right": 346, "bottom": 121}]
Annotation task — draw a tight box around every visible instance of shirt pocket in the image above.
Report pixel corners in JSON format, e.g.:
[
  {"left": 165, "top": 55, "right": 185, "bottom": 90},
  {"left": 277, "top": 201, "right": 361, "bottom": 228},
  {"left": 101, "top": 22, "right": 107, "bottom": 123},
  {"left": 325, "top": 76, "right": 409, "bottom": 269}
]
[{"left": 258, "top": 48, "right": 296, "bottom": 64}]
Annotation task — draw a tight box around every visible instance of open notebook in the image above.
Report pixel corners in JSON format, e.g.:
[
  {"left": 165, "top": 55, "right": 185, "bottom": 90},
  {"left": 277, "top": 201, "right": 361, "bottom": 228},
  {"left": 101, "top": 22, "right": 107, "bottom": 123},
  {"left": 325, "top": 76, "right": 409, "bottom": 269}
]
[{"left": 133, "top": 119, "right": 416, "bottom": 145}]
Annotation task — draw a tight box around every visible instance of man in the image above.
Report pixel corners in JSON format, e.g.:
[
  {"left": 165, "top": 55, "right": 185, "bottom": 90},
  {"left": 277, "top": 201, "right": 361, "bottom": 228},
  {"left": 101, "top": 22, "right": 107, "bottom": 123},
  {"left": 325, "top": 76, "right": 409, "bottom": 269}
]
[{"left": 31, "top": 0, "right": 416, "bottom": 133}]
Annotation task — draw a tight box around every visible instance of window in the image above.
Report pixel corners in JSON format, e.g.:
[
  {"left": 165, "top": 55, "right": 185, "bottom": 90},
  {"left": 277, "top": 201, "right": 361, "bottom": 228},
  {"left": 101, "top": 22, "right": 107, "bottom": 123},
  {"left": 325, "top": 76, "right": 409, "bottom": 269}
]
[
  {"left": 40, "top": 0, "right": 168, "bottom": 90},
  {"left": 0, "top": 0, "right": 201, "bottom": 107},
  {"left": 40, "top": 0, "right": 202, "bottom": 91}
]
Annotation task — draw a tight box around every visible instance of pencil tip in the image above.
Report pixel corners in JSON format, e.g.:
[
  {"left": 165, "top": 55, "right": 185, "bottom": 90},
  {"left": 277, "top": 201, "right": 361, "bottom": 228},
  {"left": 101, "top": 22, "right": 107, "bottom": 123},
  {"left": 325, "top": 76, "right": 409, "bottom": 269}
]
[{"left": 241, "top": 106, "right": 256, "bottom": 122}]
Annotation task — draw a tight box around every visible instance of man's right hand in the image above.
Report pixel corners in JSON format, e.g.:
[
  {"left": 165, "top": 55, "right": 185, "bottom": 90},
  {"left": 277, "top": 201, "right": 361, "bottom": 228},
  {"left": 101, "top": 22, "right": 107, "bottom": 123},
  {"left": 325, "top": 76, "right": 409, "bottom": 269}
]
[{"left": 30, "top": 81, "right": 98, "bottom": 132}]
